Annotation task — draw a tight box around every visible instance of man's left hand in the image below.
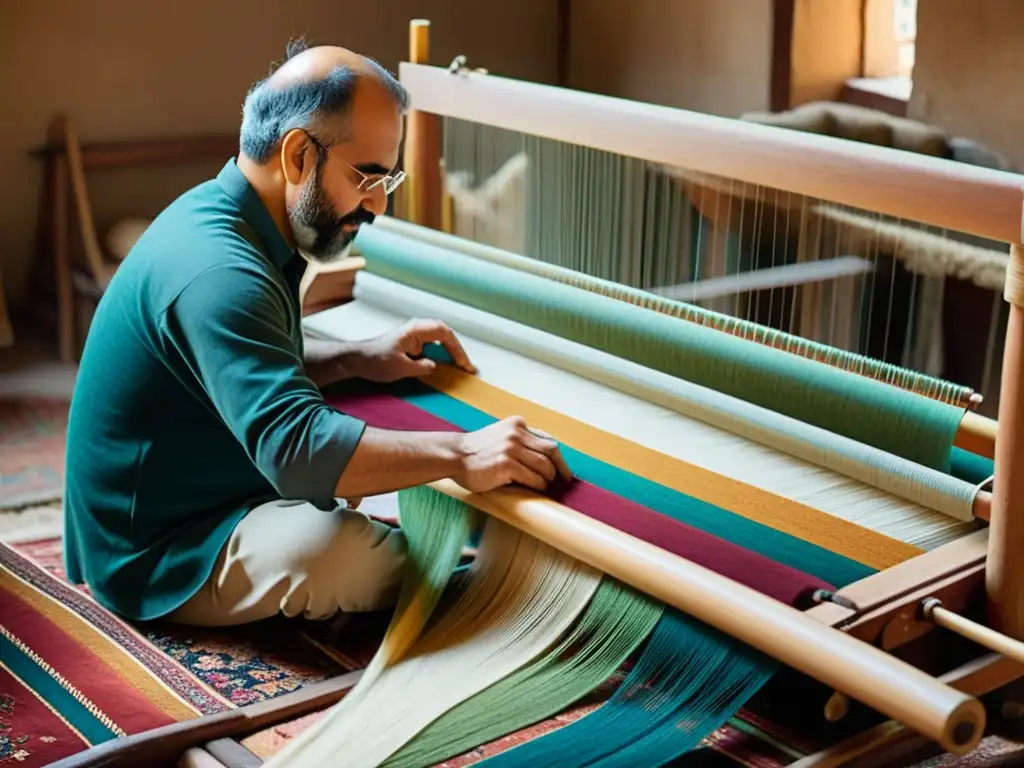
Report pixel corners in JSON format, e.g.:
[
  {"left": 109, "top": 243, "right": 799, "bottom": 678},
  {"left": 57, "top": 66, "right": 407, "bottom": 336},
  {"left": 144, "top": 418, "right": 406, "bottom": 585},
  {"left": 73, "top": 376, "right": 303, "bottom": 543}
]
[{"left": 347, "top": 319, "right": 477, "bottom": 383}]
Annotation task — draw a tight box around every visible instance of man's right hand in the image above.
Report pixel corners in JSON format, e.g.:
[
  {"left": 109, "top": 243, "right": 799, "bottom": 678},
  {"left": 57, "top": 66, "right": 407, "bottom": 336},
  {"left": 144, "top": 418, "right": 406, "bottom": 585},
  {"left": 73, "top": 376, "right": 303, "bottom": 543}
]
[{"left": 454, "top": 416, "right": 573, "bottom": 493}]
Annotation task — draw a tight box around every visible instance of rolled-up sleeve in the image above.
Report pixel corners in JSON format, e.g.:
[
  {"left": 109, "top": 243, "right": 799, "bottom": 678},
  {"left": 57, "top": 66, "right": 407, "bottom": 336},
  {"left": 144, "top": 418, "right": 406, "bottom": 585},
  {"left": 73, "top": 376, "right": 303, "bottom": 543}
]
[{"left": 160, "top": 263, "right": 365, "bottom": 503}]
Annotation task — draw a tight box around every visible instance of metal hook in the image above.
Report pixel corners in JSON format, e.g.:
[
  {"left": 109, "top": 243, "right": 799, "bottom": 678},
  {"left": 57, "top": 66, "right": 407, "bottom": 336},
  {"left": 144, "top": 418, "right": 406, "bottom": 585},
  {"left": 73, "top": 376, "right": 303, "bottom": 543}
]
[{"left": 447, "top": 55, "right": 468, "bottom": 74}]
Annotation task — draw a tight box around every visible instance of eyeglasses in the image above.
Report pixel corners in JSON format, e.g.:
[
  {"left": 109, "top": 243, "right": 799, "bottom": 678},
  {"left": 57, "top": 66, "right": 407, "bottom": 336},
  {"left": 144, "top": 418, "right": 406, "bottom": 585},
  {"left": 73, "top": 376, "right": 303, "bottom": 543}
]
[{"left": 301, "top": 129, "right": 407, "bottom": 195}]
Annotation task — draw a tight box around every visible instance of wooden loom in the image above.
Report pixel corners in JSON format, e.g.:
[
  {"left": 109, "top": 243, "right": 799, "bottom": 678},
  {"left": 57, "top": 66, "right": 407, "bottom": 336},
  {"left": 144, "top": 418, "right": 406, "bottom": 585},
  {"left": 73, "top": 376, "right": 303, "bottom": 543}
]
[{"left": 54, "top": 18, "right": 1024, "bottom": 768}]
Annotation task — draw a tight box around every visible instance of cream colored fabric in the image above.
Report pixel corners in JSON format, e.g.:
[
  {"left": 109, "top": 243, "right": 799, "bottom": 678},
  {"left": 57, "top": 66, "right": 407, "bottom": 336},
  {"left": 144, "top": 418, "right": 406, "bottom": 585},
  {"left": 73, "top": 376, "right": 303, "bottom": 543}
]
[
  {"left": 166, "top": 498, "right": 408, "bottom": 627},
  {"left": 266, "top": 514, "right": 602, "bottom": 767}
]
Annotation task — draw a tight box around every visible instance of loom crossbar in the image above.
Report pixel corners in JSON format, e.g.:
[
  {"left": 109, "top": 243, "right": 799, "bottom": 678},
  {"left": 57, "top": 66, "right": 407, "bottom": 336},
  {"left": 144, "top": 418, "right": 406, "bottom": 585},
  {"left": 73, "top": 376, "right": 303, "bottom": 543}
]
[{"left": 398, "top": 62, "right": 1024, "bottom": 245}]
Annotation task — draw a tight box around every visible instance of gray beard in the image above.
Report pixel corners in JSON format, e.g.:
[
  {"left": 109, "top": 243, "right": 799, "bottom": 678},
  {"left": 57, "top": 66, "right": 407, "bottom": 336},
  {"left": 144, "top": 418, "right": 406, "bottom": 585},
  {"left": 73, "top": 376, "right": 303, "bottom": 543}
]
[
  {"left": 295, "top": 236, "right": 355, "bottom": 265},
  {"left": 288, "top": 166, "right": 364, "bottom": 264}
]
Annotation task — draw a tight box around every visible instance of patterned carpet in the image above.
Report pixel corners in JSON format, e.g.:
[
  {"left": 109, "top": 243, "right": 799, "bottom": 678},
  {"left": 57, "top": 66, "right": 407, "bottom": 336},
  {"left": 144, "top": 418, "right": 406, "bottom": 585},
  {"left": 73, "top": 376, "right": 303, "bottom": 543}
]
[
  {"left": 0, "top": 535, "right": 382, "bottom": 765},
  {"left": 6, "top": 530, "right": 1024, "bottom": 766},
  {"left": 0, "top": 397, "right": 68, "bottom": 511},
  {"left": 0, "top": 531, "right": 844, "bottom": 767},
  {"left": 4, "top": 530, "right": 1023, "bottom": 767}
]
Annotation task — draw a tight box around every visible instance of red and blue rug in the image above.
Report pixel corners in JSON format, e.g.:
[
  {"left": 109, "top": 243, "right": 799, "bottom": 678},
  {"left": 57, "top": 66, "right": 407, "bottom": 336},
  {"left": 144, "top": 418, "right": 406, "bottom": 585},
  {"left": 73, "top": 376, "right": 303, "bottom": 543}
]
[{"left": 9, "top": 532, "right": 1024, "bottom": 767}]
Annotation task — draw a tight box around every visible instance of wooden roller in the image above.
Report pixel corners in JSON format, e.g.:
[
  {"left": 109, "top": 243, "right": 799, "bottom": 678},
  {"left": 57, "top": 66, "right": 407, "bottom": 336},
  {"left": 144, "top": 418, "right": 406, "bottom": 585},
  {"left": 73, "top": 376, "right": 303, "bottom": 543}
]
[
  {"left": 369, "top": 213, "right": 1001, "bottom": 462},
  {"left": 429, "top": 478, "right": 986, "bottom": 755}
]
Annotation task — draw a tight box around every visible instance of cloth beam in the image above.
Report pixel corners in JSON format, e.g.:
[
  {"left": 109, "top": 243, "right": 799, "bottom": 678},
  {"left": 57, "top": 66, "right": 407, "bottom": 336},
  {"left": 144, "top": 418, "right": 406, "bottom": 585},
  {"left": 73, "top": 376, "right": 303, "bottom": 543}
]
[
  {"left": 322, "top": 360, "right": 937, "bottom": 589},
  {"left": 325, "top": 383, "right": 836, "bottom": 603}
]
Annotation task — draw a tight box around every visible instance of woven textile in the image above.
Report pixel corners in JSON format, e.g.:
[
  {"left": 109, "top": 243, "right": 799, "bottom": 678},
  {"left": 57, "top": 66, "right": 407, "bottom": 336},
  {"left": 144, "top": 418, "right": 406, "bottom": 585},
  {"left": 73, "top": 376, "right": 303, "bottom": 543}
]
[
  {"left": 0, "top": 535, "right": 813, "bottom": 768},
  {"left": 4, "top": 530, "right": 1020, "bottom": 765},
  {"left": 0, "top": 538, "right": 377, "bottom": 766},
  {"left": 1, "top": 377, "right": 1019, "bottom": 765}
]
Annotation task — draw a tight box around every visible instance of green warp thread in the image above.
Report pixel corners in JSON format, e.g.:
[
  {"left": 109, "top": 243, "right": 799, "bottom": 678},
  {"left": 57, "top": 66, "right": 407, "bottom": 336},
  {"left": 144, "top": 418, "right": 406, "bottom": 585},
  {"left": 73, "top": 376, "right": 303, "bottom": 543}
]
[
  {"left": 389, "top": 486, "right": 775, "bottom": 767},
  {"left": 355, "top": 226, "right": 965, "bottom": 472},
  {"left": 383, "top": 577, "right": 663, "bottom": 767},
  {"left": 375, "top": 216, "right": 971, "bottom": 407}
]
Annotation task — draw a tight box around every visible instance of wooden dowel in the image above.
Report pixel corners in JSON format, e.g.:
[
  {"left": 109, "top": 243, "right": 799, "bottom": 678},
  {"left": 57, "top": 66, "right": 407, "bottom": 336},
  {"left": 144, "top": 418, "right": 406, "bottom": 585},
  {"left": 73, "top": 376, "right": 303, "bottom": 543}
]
[
  {"left": 430, "top": 479, "right": 985, "bottom": 755},
  {"left": 924, "top": 598, "right": 1024, "bottom": 666},
  {"left": 987, "top": 242, "right": 1024, "bottom": 639},
  {"left": 957, "top": 411, "right": 997, "bottom": 460},
  {"left": 791, "top": 654, "right": 1024, "bottom": 767},
  {"left": 47, "top": 671, "right": 362, "bottom": 768},
  {"left": 973, "top": 491, "right": 992, "bottom": 522},
  {"left": 397, "top": 62, "right": 1024, "bottom": 245},
  {"left": 824, "top": 691, "right": 850, "bottom": 722}
]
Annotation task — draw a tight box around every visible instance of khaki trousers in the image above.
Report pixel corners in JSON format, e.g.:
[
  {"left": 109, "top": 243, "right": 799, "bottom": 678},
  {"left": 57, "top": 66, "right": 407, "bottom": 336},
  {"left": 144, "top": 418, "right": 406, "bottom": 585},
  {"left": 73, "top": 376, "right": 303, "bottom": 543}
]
[{"left": 165, "top": 497, "right": 408, "bottom": 627}]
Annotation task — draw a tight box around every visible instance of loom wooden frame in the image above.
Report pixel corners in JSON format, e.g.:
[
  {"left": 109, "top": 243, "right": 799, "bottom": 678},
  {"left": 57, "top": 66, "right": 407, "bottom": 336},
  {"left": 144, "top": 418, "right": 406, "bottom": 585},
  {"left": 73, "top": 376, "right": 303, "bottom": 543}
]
[
  {"left": 394, "top": 16, "right": 1021, "bottom": 581},
  {"left": 386, "top": 19, "right": 1006, "bottom": 460},
  {"left": 399, "top": 16, "right": 1024, "bottom": 764},
  {"left": 52, "top": 17, "right": 1024, "bottom": 768}
]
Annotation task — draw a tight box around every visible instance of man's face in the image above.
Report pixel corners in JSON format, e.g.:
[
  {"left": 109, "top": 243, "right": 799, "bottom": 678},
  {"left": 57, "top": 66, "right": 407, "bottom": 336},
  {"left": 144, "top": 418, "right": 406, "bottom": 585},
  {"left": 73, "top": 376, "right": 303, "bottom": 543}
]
[{"left": 285, "top": 83, "right": 403, "bottom": 263}]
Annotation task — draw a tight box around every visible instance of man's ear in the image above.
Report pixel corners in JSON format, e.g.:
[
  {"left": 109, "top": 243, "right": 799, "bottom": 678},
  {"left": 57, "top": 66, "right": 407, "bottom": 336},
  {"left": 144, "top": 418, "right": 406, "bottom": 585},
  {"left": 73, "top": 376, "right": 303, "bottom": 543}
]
[{"left": 279, "top": 129, "right": 310, "bottom": 185}]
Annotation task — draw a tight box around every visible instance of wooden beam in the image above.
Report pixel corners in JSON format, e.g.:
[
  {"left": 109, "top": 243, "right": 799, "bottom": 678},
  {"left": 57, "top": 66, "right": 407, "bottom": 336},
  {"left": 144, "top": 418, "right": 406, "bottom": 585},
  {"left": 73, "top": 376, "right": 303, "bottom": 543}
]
[
  {"left": 397, "top": 62, "right": 1024, "bottom": 245},
  {"left": 791, "top": 654, "right": 1024, "bottom": 768},
  {"left": 987, "top": 242, "right": 1024, "bottom": 639},
  {"left": 431, "top": 478, "right": 986, "bottom": 754},
  {"left": 47, "top": 671, "right": 363, "bottom": 768},
  {"left": 404, "top": 20, "right": 443, "bottom": 230}
]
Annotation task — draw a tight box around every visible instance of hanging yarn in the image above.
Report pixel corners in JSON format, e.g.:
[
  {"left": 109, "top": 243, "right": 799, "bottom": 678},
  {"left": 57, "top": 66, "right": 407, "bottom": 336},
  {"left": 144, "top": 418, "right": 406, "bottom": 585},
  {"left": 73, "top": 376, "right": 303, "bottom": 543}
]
[
  {"left": 477, "top": 609, "right": 776, "bottom": 768},
  {"left": 264, "top": 488, "right": 602, "bottom": 767},
  {"left": 383, "top": 578, "right": 663, "bottom": 767}
]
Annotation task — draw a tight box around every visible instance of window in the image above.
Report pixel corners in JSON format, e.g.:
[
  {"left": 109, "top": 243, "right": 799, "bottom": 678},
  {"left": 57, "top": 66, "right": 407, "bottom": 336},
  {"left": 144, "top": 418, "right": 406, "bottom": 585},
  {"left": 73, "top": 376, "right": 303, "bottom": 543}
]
[
  {"left": 862, "top": 0, "right": 917, "bottom": 81},
  {"left": 893, "top": 0, "right": 918, "bottom": 79},
  {"left": 841, "top": 0, "right": 915, "bottom": 115}
]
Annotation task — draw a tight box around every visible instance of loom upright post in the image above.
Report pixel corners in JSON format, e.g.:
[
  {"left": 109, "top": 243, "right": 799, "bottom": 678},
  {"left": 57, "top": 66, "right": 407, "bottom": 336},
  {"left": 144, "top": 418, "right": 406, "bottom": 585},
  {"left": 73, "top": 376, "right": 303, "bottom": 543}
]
[
  {"left": 404, "top": 19, "right": 442, "bottom": 230},
  {"left": 987, "top": 240, "right": 1024, "bottom": 640}
]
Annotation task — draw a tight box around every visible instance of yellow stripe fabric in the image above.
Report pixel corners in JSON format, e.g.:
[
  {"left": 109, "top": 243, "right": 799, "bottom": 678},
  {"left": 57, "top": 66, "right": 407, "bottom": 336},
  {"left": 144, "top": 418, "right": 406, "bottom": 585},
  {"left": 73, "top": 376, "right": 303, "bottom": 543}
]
[
  {"left": 3, "top": 568, "right": 208, "bottom": 722},
  {"left": 424, "top": 366, "right": 924, "bottom": 571}
]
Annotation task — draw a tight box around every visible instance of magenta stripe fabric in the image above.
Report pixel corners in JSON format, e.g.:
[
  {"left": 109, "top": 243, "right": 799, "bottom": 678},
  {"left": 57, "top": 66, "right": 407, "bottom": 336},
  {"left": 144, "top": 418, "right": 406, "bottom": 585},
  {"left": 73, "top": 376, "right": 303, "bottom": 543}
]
[{"left": 326, "top": 389, "right": 833, "bottom": 606}]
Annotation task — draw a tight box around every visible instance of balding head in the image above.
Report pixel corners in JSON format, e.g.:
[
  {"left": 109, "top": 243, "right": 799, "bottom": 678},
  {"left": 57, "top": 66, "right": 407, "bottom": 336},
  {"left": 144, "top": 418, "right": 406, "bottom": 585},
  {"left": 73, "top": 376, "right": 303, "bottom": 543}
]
[
  {"left": 239, "top": 37, "right": 409, "bottom": 163},
  {"left": 236, "top": 38, "right": 409, "bottom": 264}
]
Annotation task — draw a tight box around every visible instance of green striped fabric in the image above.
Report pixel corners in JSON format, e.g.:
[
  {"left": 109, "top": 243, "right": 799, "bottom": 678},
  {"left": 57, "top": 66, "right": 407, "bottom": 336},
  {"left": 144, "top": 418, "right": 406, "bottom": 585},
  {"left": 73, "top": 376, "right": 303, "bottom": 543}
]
[{"left": 354, "top": 225, "right": 965, "bottom": 472}]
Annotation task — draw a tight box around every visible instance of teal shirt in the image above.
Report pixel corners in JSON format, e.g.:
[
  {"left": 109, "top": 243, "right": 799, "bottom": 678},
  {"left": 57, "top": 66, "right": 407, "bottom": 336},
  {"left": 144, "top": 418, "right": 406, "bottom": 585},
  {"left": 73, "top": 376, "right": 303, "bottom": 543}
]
[{"left": 63, "top": 159, "right": 366, "bottom": 621}]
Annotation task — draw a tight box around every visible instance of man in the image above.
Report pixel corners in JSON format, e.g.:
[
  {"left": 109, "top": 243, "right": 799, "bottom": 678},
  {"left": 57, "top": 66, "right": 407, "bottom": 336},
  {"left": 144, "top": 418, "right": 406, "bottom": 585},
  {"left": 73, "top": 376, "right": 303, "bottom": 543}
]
[{"left": 63, "top": 40, "right": 569, "bottom": 629}]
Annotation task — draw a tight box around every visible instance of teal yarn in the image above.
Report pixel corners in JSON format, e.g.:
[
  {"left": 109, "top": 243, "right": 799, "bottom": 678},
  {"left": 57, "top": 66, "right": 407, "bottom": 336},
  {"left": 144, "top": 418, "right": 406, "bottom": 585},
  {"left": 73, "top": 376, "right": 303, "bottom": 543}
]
[
  {"left": 377, "top": 215, "right": 971, "bottom": 408},
  {"left": 477, "top": 609, "right": 776, "bottom": 768},
  {"left": 949, "top": 447, "right": 994, "bottom": 486},
  {"left": 355, "top": 226, "right": 965, "bottom": 472}
]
